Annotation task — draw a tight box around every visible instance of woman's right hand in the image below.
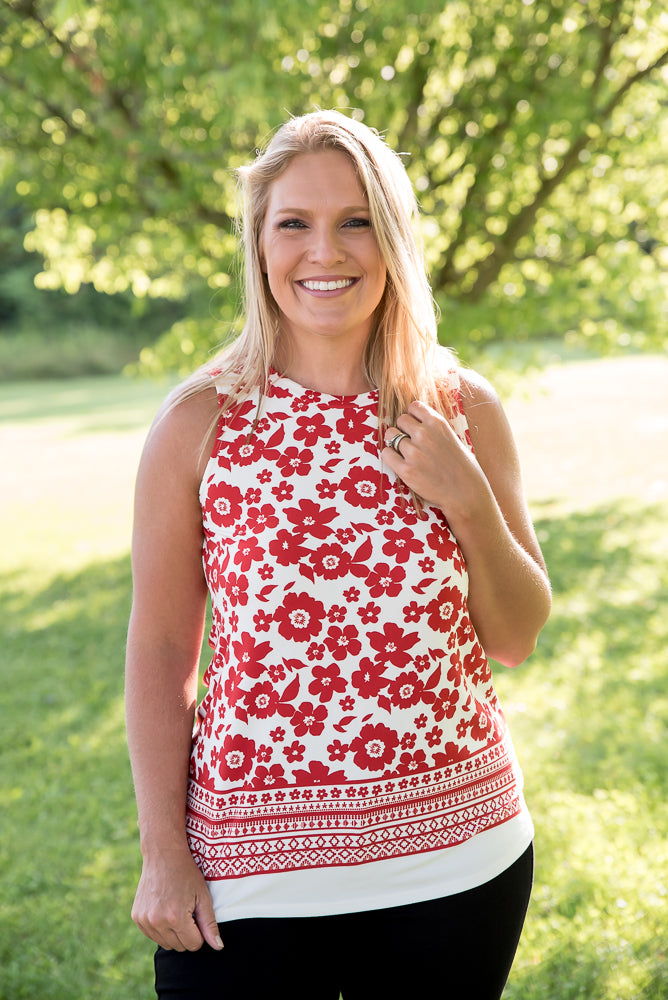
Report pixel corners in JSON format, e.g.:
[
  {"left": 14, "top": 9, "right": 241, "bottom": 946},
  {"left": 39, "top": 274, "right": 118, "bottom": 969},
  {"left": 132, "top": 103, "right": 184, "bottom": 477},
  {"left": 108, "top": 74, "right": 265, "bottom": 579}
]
[{"left": 131, "top": 847, "right": 224, "bottom": 952}]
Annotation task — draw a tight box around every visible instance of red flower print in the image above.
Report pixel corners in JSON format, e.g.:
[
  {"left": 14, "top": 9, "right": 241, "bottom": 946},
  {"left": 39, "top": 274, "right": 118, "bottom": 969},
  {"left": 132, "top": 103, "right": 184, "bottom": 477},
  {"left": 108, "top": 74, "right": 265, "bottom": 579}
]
[
  {"left": 294, "top": 412, "right": 333, "bottom": 446},
  {"left": 357, "top": 602, "right": 381, "bottom": 624},
  {"left": 206, "top": 482, "right": 243, "bottom": 528},
  {"left": 257, "top": 468, "right": 272, "bottom": 484},
  {"left": 257, "top": 744, "right": 273, "bottom": 763},
  {"left": 343, "top": 587, "right": 360, "bottom": 603},
  {"left": 270, "top": 727, "right": 285, "bottom": 742},
  {"left": 426, "top": 522, "right": 460, "bottom": 562},
  {"left": 259, "top": 564, "right": 274, "bottom": 580},
  {"left": 218, "top": 734, "right": 255, "bottom": 782},
  {"left": 414, "top": 713, "right": 428, "bottom": 729},
  {"left": 327, "top": 739, "right": 349, "bottom": 761},
  {"left": 292, "top": 760, "right": 346, "bottom": 785},
  {"left": 463, "top": 646, "right": 489, "bottom": 678},
  {"left": 325, "top": 441, "right": 341, "bottom": 455},
  {"left": 418, "top": 557, "right": 435, "bottom": 573},
  {"left": 268, "top": 529, "right": 308, "bottom": 567},
  {"left": 274, "top": 592, "right": 325, "bottom": 641},
  {"left": 291, "top": 701, "right": 328, "bottom": 737},
  {"left": 432, "top": 742, "right": 470, "bottom": 767},
  {"left": 277, "top": 446, "right": 313, "bottom": 477},
  {"left": 226, "top": 571, "right": 249, "bottom": 607},
  {"left": 393, "top": 499, "right": 420, "bottom": 525},
  {"left": 251, "top": 764, "right": 288, "bottom": 789},
  {"left": 310, "top": 543, "right": 352, "bottom": 580},
  {"left": 336, "top": 407, "right": 371, "bottom": 443},
  {"left": 403, "top": 601, "right": 423, "bottom": 623},
  {"left": 271, "top": 480, "right": 294, "bottom": 501},
  {"left": 425, "top": 726, "right": 444, "bottom": 748},
  {"left": 285, "top": 498, "right": 337, "bottom": 539},
  {"left": 308, "top": 663, "right": 347, "bottom": 703},
  {"left": 375, "top": 509, "right": 394, "bottom": 526},
  {"left": 283, "top": 740, "right": 306, "bottom": 763},
  {"left": 382, "top": 527, "right": 424, "bottom": 563},
  {"left": 366, "top": 562, "right": 406, "bottom": 598},
  {"left": 234, "top": 535, "right": 265, "bottom": 571},
  {"left": 245, "top": 681, "right": 279, "bottom": 719},
  {"left": 401, "top": 732, "right": 417, "bottom": 750},
  {"left": 340, "top": 465, "right": 386, "bottom": 509},
  {"left": 245, "top": 487, "right": 261, "bottom": 505},
  {"left": 368, "top": 623, "right": 419, "bottom": 668},
  {"left": 351, "top": 657, "right": 388, "bottom": 698},
  {"left": 327, "top": 605, "right": 346, "bottom": 623},
  {"left": 246, "top": 503, "right": 280, "bottom": 534},
  {"left": 253, "top": 609, "right": 272, "bottom": 632},
  {"left": 315, "top": 479, "right": 337, "bottom": 499},
  {"left": 268, "top": 663, "right": 286, "bottom": 683},
  {"left": 433, "top": 687, "right": 460, "bottom": 722},
  {"left": 397, "top": 749, "right": 427, "bottom": 774},
  {"left": 339, "top": 696, "right": 355, "bottom": 712},
  {"left": 425, "top": 585, "right": 463, "bottom": 633},
  {"left": 324, "top": 624, "right": 361, "bottom": 661},
  {"left": 387, "top": 670, "right": 424, "bottom": 709},
  {"left": 350, "top": 723, "right": 399, "bottom": 771},
  {"left": 231, "top": 632, "right": 271, "bottom": 678},
  {"left": 414, "top": 654, "right": 431, "bottom": 673},
  {"left": 469, "top": 705, "right": 494, "bottom": 741},
  {"left": 227, "top": 435, "right": 263, "bottom": 466},
  {"left": 307, "top": 642, "right": 325, "bottom": 661},
  {"left": 336, "top": 527, "right": 356, "bottom": 545}
]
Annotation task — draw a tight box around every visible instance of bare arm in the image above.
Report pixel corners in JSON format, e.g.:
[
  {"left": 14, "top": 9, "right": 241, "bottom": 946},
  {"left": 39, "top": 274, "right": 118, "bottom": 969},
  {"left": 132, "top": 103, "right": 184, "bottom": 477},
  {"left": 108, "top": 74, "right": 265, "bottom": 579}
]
[
  {"left": 125, "top": 387, "right": 224, "bottom": 951},
  {"left": 382, "top": 369, "right": 551, "bottom": 667}
]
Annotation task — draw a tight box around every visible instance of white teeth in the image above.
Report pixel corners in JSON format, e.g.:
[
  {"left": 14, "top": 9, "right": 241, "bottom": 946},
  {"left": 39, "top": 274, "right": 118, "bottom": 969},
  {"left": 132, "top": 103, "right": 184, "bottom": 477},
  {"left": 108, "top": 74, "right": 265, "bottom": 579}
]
[{"left": 301, "top": 279, "right": 355, "bottom": 291}]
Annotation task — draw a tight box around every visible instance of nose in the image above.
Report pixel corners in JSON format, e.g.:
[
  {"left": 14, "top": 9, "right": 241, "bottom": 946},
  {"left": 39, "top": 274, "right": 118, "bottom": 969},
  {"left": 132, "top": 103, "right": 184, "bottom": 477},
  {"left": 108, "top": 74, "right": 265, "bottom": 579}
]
[{"left": 306, "top": 225, "right": 345, "bottom": 266}]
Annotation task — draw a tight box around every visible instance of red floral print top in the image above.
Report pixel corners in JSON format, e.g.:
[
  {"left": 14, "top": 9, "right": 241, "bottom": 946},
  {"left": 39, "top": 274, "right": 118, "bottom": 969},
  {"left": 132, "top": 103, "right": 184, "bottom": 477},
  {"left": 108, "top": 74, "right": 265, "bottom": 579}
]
[{"left": 186, "top": 371, "right": 522, "bottom": 881}]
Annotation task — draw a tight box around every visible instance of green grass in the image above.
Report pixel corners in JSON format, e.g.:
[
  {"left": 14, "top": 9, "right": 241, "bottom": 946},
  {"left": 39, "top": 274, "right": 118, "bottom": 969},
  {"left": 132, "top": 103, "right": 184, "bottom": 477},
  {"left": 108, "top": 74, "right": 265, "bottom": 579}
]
[{"left": 1, "top": 371, "right": 667, "bottom": 999}]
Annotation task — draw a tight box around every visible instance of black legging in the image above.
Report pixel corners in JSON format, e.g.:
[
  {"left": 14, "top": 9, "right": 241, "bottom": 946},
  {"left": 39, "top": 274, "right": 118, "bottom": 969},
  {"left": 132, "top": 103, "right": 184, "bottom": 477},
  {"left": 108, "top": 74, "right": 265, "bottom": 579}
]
[{"left": 155, "top": 843, "right": 534, "bottom": 1000}]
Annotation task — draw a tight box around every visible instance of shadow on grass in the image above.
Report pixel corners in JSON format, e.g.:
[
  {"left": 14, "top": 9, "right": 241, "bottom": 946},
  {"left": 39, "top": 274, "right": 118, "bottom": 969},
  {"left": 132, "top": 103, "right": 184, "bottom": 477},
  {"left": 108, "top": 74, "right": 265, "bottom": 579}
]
[{"left": 0, "top": 499, "right": 666, "bottom": 998}]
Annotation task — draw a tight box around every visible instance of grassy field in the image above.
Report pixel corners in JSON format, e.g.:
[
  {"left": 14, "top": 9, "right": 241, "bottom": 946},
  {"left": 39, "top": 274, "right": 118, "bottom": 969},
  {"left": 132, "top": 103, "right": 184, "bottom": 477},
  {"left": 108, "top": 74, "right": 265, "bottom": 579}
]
[{"left": 1, "top": 357, "right": 667, "bottom": 999}]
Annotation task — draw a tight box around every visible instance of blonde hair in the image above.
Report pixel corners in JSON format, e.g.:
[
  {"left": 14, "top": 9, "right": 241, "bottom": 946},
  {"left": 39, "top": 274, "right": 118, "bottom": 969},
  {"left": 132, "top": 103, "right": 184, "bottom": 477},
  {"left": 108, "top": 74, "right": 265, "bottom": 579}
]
[{"left": 174, "top": 109, "right": 455, "bottom": 431}]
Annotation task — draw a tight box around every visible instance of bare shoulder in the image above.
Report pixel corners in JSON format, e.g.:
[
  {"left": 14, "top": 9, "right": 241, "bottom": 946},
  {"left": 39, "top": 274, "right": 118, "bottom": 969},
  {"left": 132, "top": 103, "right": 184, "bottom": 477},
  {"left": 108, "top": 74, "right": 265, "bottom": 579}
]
[
  {"left": 456, "top": 367, "right": 507, "bottom": 438},
  {"left": 141, "top": 384, "right": 220, "bottom": 487}
]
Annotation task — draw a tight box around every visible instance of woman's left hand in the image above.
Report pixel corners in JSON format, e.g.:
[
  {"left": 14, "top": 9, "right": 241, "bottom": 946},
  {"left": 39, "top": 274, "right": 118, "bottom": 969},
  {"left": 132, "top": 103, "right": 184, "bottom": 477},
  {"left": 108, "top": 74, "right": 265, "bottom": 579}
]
[{"left": 382, "top": 399, "right": 488, "bottom": 520}]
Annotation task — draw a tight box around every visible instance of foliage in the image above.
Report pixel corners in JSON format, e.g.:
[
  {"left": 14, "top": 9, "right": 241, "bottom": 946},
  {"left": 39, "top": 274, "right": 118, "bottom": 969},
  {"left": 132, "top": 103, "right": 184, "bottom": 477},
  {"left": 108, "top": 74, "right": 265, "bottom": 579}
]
[
  {"left": 0, "top": 0, "right": 667, "bottom": 371},
  {"left": 0, "top": 370, "right": 667, "bottom": 998}
]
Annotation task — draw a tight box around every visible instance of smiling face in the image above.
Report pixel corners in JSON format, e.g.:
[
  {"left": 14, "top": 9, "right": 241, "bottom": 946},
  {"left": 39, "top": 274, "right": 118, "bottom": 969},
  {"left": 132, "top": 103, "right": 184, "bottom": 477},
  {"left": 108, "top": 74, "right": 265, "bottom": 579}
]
[{"left": 261, "top": 149, "right": 387, "bottom": 357}]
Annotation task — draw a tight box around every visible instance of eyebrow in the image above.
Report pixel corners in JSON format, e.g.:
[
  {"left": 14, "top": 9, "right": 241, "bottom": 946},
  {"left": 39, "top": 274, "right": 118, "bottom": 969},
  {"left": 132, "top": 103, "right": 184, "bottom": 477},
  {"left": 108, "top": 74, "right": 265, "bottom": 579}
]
[{"left": 272, "top": 204, "right": 370, "bottom": 216}]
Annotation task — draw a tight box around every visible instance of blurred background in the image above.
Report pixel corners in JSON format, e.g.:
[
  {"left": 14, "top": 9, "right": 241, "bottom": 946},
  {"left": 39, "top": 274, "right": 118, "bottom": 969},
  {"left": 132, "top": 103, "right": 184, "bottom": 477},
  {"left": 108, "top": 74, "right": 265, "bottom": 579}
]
[{"left": 1, "top": 1, "right": 667, "bottom": 997}]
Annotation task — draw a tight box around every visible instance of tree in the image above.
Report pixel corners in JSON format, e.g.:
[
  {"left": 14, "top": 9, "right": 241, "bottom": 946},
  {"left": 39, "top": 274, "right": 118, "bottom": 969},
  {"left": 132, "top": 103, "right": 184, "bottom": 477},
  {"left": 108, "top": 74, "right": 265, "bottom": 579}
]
[{"left": 1, "top": 0, "right": 667, "bottom": 370}]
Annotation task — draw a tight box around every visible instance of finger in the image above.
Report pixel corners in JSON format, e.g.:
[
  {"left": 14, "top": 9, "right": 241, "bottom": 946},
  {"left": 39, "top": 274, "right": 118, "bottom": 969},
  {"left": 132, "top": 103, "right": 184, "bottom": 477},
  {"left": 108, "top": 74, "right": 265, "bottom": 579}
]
[
  {"left": 194, "top": 893, "right": 224, "bottom": 951},
  {"left": 383, "top": 427, "right": 411, "bottom": 460}
]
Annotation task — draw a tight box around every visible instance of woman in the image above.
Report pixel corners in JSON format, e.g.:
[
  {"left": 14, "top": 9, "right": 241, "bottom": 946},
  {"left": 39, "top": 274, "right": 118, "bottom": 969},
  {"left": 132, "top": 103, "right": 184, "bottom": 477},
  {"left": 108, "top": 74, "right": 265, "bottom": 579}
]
[{"left": 126, "top": 110, "right": 551, "bottom": 1000}]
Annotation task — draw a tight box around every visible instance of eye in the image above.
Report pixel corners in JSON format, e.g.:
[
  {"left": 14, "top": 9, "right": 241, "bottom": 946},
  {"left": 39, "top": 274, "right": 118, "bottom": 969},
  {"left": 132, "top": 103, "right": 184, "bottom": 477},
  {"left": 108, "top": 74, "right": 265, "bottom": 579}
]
[
  {"left": 277, "top": 218, "right": 307, "bottom": 230},
  {"left": 343, "top": 217, "right": 371, "bottom": 229}
]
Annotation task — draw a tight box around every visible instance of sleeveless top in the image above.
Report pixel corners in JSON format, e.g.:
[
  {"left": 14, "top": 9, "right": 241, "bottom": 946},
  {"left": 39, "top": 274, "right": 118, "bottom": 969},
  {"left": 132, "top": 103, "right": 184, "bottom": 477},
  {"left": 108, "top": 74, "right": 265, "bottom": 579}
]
[{"left": 185, "top": 369, "right": 531, "bottom": 918}]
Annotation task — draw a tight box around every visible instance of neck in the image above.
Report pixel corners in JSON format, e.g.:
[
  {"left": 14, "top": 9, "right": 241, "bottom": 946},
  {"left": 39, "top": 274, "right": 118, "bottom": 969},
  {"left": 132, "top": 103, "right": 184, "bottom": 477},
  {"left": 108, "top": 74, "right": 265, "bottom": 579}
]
[{"left": 273, "top": 338, "right": 373, "bottom": 396}]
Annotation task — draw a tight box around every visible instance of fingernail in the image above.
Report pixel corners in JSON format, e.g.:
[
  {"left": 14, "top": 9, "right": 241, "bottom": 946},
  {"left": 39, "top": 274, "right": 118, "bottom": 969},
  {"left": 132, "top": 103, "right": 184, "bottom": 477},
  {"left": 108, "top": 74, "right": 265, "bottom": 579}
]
[{"left": 215, "top": 935, "right": 224, "bottom": 950}]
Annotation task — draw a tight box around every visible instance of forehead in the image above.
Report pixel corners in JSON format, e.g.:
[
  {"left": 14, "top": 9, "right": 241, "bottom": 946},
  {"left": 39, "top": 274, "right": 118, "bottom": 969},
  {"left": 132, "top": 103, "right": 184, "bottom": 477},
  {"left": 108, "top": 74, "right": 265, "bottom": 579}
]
[{"left": 265, "top": 149, "right": 367, "bottom": 210}]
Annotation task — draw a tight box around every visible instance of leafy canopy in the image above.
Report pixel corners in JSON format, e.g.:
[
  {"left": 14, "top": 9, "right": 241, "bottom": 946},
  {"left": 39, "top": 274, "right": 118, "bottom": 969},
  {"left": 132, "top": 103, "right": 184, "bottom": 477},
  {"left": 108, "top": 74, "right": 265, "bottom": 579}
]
[{"left": 1, "top": 0, "right": 667, "bottom": 369}]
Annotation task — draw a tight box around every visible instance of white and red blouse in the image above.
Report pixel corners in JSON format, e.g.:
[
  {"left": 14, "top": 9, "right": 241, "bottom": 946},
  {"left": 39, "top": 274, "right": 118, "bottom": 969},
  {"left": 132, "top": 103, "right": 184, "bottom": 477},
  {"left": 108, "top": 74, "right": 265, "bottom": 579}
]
[{"left": 186, "top": 369, "right": 532, "bottom": 921}]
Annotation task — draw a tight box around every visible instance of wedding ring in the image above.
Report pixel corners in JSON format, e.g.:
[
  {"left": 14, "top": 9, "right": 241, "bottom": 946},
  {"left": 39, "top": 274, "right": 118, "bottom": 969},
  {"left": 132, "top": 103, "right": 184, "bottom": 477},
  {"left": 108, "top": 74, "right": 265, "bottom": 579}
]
[{"left": 388, "top": 431, "right": 410, "bottom": 456}]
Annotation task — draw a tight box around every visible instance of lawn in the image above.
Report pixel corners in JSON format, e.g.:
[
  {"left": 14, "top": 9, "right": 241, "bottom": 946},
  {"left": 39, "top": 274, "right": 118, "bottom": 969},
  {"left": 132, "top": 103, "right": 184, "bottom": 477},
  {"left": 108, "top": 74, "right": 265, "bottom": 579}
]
[{"left": 1, "top": 358, "right": 667, "bottom": 999}]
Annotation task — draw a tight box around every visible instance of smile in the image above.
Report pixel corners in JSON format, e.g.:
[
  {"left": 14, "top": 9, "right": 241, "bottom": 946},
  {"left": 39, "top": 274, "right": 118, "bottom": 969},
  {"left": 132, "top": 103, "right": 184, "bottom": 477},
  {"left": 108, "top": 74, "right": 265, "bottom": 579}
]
[{"left": 299, "top": 278, "right": 357, "bottom": 291}]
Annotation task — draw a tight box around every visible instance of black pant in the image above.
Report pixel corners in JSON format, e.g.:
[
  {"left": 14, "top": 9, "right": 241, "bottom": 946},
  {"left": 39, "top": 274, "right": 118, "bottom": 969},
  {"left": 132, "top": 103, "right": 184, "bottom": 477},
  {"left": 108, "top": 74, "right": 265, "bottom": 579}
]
[{"left": 155, "top": 843, "right": 534, "bottom": 1000}]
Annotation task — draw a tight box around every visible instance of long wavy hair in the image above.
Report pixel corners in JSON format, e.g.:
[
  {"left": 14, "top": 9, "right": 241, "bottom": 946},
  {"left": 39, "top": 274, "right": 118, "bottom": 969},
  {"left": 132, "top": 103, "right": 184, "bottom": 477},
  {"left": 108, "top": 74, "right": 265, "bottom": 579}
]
[{"left": 173, "top": 110, "right": 455, "bottom": 432}]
